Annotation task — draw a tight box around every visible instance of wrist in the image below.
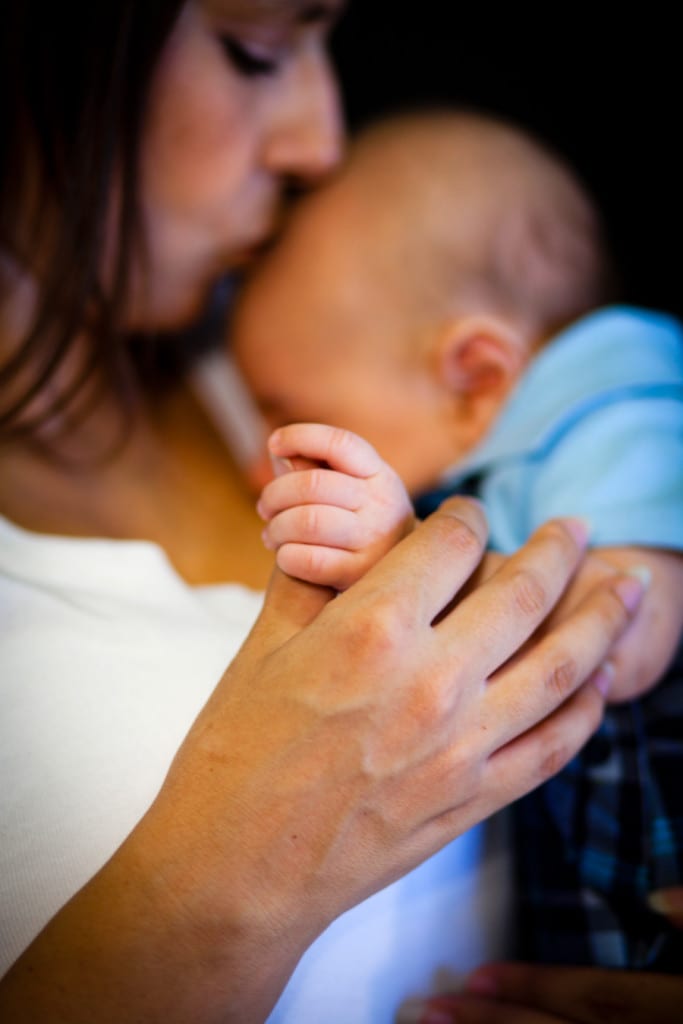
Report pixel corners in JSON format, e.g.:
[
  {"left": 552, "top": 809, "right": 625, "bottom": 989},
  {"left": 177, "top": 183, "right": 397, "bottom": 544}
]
[{"left": 122, "top": 797, "right": 313, "bottom": 1023}]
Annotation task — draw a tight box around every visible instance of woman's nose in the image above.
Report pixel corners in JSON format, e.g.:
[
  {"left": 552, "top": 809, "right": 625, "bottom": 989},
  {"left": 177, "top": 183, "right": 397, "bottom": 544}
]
[{"left": 263, "top": 45, "right": 344, "bottom": 184}]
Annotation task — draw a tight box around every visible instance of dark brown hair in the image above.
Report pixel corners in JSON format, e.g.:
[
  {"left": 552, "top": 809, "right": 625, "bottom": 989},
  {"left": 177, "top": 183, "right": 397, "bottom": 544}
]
[{"left": 0, "top": 0, "right": 185, "bottom": 443}]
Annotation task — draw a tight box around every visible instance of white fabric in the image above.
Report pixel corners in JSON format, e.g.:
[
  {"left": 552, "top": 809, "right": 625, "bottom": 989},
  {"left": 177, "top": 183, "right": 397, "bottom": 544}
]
[{"left": 0, "top": 513, "right": 512, "bottom": 1020}]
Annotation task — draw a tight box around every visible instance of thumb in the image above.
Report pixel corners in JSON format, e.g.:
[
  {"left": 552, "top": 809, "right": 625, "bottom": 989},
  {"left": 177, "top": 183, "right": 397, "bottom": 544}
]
[
  {"left": 248, "top": 566, "right": 335, "bottom": 651},
  {"left": 270, "top": 452, "right": 321, "bottom": 476}
]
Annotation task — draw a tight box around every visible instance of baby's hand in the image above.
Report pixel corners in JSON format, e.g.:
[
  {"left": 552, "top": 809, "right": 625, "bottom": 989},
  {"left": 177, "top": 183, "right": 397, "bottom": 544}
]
[{"left": 257, "top": 423, "right": 415, "bottom": 590}]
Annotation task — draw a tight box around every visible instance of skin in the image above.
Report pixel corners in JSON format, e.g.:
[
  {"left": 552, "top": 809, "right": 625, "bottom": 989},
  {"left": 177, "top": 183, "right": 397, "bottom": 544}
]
[
  {"left": 257, "top": 443, "right": 683, "bottom": 1023},
  {"left": 0, "top": 0, "right": 345, "bottom": 586},
  {"left": 244, "top": 120, "right": 683, "bottom": 1011},
  {"left": 0, "top": 7, "right": 658, "bottom": 1021},
  {"left": 259, "top": 422, "right": 416, "bottom": 589},
  {"left": 413, "top": 962, "right": 683, "bottom": 1023},
  {"left": 0, "top": 506, "right": 646, "bottom": 1022},
  {"left": 231, "top": 160, "right": 467, "bottom": 495},
  {"left": 236, "top": 118, "right": 683, "bottom": 701},
  {"left": 128, "top": 0, "right": 345, "bottom": 329},
  {"left": 230, "top": 109, "right": 607, "bottom": 495}
]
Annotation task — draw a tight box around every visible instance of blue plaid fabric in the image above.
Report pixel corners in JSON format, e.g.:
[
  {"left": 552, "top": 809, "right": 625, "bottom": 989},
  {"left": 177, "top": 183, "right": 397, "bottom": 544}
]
[
  {"left": 511, "top": 638, "right": 683, "bottom": 972},
  {"left": 416, "top": 470, "right": 683, "bottom": 971}
]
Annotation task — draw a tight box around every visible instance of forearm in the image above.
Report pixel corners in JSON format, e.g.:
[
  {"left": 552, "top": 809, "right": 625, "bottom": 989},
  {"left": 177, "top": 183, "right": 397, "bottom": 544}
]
[{"left": 0, "top": 798, "right": 305, "bottom": 1024}]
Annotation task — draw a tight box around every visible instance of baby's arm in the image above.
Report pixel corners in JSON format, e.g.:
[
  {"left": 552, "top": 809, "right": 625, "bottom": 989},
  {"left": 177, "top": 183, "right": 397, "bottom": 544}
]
[{"left": 258, "top": 423, "right": 415, "bottom": 590}]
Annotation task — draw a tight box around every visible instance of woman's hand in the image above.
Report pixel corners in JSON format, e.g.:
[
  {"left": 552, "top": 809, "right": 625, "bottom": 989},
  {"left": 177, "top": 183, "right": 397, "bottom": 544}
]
[
  {"left": 0, "top": 499, "right": 646, "bottom": 1023},
  {"left": 473, "top": 546, "right": 683, "bottom": 703},
  {"left": 408, "top": 962, "right": 683, "bottom": 1023},
  {"left": 542, "top": 546, "right": 683, "bottom": 702}
]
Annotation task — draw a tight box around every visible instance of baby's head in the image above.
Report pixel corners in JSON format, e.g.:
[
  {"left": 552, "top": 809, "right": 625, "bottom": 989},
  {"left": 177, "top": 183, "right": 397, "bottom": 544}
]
[{"left": 231, "top": 109, "right": 615, "bottom": 494}]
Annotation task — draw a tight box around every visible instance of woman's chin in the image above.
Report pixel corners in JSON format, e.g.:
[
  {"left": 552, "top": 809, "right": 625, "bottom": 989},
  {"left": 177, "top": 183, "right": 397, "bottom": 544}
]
[{"left": 126, "top": 277, "right": 218, "bottom": 335}]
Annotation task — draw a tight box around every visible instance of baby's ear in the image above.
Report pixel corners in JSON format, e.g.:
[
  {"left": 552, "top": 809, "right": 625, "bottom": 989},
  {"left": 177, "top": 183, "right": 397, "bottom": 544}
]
[{"left": 436, "top": 313, "right": 528, "bottom": 397}]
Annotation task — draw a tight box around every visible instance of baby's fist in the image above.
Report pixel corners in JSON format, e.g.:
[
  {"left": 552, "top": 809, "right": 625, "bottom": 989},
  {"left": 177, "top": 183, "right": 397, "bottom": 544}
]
[{"left": 258, "top": 423, "right": 415, "bottom": 590}]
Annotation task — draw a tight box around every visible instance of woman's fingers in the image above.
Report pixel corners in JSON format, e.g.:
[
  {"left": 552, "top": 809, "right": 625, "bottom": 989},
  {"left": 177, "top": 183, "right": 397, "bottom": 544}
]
[
  {"left": 476, "top": 677, "right": 605, "bottom": 818},
  {"left": 460, "top": 963, "right": 683, "bottom": 1023},
  {"left": 342, "top": 495, "right": 489, "bottom": 624},
  {"left": 405, "top": 963, "right": 683, "bottom": 1023},
  {"left": 401, "top": 993, "right": 559, "bottom": 1023},
  {"left": 434, "top": 518, "right": 590, "bottom": 677},
  {"left": 481, "top": 571, "right": 643, "bottom": 750},
  {"left": 246, "top": 566, "right": 335, "bottom": 650},
  {"left": 251, "top": 495, "right": 487, "bottom": 659}
]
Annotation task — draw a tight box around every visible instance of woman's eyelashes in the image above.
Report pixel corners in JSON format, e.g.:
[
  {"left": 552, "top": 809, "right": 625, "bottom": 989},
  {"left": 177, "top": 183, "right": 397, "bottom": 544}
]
[{"left": 219, "top": 35, "right": 280, "bottom": 77}]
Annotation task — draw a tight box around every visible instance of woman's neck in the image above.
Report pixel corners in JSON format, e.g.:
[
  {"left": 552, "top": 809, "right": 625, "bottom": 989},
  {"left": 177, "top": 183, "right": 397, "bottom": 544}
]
[{"left": 0, "top": 381, "right": 274, "bottom": 588}]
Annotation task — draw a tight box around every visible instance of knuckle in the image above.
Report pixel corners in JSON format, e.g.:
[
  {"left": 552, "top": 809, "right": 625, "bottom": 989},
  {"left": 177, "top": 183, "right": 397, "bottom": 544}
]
[
  {"left": 544, "top": 654, "right": 579, "bottom": 701},
  {"left": 581, "top": 586, "right": 631, "bottom": 644},
  {"left": 302, "top": 467, "right": 325, "bottom": 500},
  {"left": 537, "top": 735, "right": 573, "bottom": 782},
  {"left": 301, "top": 505, "right": 320, "bottom": 537},
  {"left": 300, "top": 545, "right": 326, "bottom": 579},
  {"left": 407, "top": 678, "right": 449, "bottom": 733},
  {"left": 348, "top": 598, "right": 411, "bottom": 658},
  {"left": 508, "top": 568, "right": 548, "bottom": 617},
  {"left": 536, "top": 689, "right": 604, "bottom": 784},
  {"left": 327, "top": 425, "right": 354, "bottom": 459},
  {"left": 278, "top": 543, "right": 327, "bottom": 584},
  {"left": 437, "top": 513, "right": 483, "bottom": 559},
  {"left": 537, "top": 517, "right": 576, "bottom": 551},
  {"left": 447, "top": 734, "right": 483, "bottom": 779}
]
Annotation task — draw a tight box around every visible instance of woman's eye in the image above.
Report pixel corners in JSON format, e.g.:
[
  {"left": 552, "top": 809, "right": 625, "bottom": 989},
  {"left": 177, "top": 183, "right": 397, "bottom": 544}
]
[{"left": 219, "top": 36, "right": 279, "bottom": 77}]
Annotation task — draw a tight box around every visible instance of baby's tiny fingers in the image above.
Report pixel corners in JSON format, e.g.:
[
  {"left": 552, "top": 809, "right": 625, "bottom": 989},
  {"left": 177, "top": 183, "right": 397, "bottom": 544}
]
[
  {"left": 258, "top": 470, "right": 366, "bottom": 520},
  {"left": 276, "top": 543, "right": 362, "bottom": 590},
  {"left": 268, "top": 423, "right": 386, "bottom": 478},
  {"left": 264, "top": 504, "right": 365, "bottom": 552}
]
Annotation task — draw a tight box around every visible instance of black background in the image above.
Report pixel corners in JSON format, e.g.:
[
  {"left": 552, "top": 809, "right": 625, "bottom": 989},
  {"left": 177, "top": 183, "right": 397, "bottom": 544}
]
[{"left": 331, "top": 5, "right": 680, "bottom": 319}]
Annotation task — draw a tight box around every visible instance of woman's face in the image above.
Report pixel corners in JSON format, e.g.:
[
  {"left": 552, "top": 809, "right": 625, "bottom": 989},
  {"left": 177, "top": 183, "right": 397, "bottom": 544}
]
[{"left": 127, "top": 0, "right": 345, "bottom": 330}]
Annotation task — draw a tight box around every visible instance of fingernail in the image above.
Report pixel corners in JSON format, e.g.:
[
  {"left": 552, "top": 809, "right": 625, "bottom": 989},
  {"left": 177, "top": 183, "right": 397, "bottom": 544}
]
[
  {"left": 613, "top": 573, "right": 647, "bottom": 613},
  {"left": 261, "top": 529, "right": 275, "bottom": 551},
  {"left": 256, "top": 499, "right": 267, "bottom": 520},
  {"left": 270, "top": 454, "right": 294, "bottom": 478},
  {"left": 591, "top": 659, "right": 615, "bottom": 698},
  {"left": 627, "top": 565, "right": 652, "bottom": 589},
  {"left": 564, "top": 516, "right": 592, "bottom": 547},
  {"left": 648, "top": 889, "right": 683, "bottom": 915},
  {"left": 464, "top": 969, "right": 498, "bottom": 997}
]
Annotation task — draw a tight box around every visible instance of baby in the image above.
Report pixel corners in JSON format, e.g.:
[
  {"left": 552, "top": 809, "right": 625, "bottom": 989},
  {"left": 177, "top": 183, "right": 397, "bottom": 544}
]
[{"left": 230, "top": 110, "right": 683, "bottom": 970}]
